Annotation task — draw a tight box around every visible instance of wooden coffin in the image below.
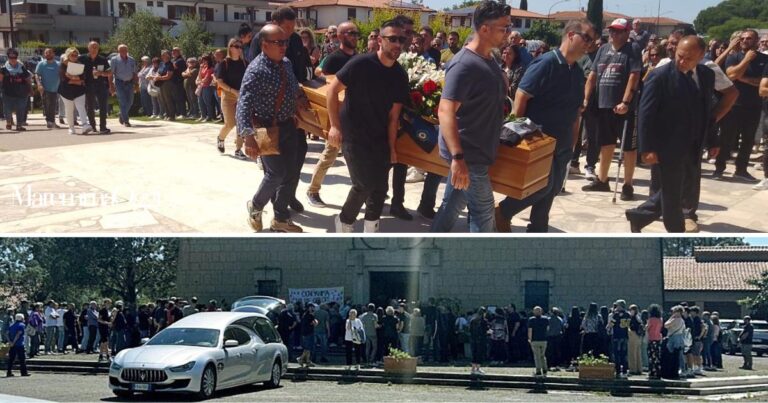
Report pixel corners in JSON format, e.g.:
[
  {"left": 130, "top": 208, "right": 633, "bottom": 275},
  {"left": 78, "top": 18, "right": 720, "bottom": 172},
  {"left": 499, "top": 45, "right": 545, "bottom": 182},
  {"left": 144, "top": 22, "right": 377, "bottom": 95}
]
[{"left": 299, "top": 78, "right": 556, "bottom": 200}]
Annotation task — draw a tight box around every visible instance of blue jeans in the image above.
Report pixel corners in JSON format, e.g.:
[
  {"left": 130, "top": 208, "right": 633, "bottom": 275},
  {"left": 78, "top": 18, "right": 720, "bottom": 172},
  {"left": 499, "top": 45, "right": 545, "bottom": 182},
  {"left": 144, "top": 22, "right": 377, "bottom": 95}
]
[
  {"left": 431, "top": 163, "right": 495, "bottom": 232},
  {"left": 198, "top": 87, "right": 215, "bottom": 120},
  {"left": 498, "top": 146, "right": 571, "bottom": 232},
  {"left": 140, "top": 87, "right": 153, "bottom": 116},
  {"left": 115, "top": 80, "right": 134, "bottom": 124},
  {"left": 314, "top": 332, "right": 328, "bottom": 360},
  {"left": 251, "top": 122, "right": 300, "bottom": 221},
  {"left": 612, "top": 337, "right": 628, "bottom": 375},
  {"left": 3, "top": 95, "right": 27, "bottom": 125}
]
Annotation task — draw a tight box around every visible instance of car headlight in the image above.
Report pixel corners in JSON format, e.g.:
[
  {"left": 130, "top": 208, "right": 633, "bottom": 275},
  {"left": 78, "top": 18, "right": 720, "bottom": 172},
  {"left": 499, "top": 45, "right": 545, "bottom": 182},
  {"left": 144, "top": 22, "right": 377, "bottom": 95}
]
[
  {"left": 169, "top": 361, "right": 196, "bottom": 372},
  {"left": 110, "top": 362, "right": 122, "bottom": 371}
]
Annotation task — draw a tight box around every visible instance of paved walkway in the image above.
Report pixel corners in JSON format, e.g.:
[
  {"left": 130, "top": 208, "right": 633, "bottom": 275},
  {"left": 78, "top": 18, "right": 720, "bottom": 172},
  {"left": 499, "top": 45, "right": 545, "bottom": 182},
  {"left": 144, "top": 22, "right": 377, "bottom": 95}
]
[{"left": 1, "top": 113, "right": 767, "bottom": 233}]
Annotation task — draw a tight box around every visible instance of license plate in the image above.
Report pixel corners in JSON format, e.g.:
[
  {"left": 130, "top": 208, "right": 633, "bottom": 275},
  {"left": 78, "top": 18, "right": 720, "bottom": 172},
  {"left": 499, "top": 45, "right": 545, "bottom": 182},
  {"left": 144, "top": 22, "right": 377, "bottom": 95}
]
[{"left": 133, "top": 383, "right": 151, "bottom": 392}]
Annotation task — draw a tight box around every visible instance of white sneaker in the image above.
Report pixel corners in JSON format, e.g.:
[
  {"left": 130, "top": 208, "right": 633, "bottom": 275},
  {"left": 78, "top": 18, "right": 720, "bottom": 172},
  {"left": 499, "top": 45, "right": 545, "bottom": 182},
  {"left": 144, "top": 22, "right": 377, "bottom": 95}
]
[
  {"left": 355, "top": 365, "right": 360, "bottom": 371},
  {"left": 68, "top": 129, "right": 76, "bottom": 135},
  {"left": 363, "top": 220, "right": 380, "bottom": 233},
  {"left": 585, "top": 166, "right": 597, "bottom": 181},
  {"left": 753, "top": 178, "right": 768, "bottom": 190},
  {"left": 81, "top": 125, "right": 93, "bottom": 135},
  {"left": 476, "top": 368, "right": 486, "bottom": 375},
  {"left": 334, "top": 215, "right": 354, "bottom": 233},
  {"left": 405, "top": 168, "right": 426, "bottom": 183}
]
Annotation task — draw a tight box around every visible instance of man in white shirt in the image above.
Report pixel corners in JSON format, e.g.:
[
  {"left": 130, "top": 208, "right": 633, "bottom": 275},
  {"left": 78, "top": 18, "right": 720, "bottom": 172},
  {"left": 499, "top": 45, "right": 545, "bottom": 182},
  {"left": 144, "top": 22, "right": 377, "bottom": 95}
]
[
  {"left": 43, "top": 301, "right": 60, "bottom": 355},
  {"left": 57, "top": 303, "right": 67, "bottom": 353}
]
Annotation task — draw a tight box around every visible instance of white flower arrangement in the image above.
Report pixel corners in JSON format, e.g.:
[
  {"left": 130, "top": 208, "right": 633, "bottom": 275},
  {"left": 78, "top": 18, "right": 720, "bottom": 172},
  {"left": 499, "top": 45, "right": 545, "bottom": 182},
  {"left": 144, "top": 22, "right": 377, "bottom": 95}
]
[{"left": 398, "top": 52, "right": 445, "bottom": 87}]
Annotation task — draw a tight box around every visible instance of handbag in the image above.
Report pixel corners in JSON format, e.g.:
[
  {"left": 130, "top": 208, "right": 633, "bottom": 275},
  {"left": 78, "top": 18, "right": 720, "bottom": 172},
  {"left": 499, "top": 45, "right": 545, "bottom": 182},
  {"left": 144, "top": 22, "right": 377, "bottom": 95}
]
[
  {"left": 253, "top": 67, "right": 287, "bottom": 156},
  {"left": 352, "top": 324, "right": 365, "bottom": 345},
  {"left": 148, "top": 81, "right": 160, "bottom": 97}
]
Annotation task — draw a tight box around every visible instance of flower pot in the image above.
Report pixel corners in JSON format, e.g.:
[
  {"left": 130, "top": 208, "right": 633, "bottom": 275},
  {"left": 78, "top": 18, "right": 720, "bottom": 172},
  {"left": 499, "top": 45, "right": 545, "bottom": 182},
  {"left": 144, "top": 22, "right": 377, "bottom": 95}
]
[
  {"left": 383, "top": 356, "right": 418, "bottom": 375},
  {"left": 0, "top": 345, "right": 10, "bottom": 364},
  {"left": 578, "top": 363, "right": 615, "bottom": 380}
]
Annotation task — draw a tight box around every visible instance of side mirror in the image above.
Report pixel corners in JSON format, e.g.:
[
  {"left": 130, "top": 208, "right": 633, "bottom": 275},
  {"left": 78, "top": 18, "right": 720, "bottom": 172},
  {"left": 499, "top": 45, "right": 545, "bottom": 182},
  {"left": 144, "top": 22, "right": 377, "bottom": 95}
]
[
  {"left": 140, "top": 338, "right": 150, "bottom": 345},
  {"left": 224, "top": 339, "right": 239, "bottom": 348}
]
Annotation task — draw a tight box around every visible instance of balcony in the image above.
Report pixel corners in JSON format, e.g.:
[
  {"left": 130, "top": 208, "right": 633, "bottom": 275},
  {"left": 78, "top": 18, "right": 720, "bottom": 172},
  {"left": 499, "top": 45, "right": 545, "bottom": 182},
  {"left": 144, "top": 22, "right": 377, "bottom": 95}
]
[
  {"left": 12, "top": 13, "right": 54, "bottom": 30},
  {"left": 53, "top": 14, "right": 113, "bottom": 32}
]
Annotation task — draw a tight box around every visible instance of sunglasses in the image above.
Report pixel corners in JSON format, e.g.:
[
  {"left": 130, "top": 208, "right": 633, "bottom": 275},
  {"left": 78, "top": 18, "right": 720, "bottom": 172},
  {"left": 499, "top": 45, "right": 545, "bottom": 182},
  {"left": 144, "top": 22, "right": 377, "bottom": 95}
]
[
  {"left": 382, "top": 35, "right": 408, "bottom": 45},
  {"left": 230, "top": 45, "right": 242, "bottom": 49},
  {"left": 264, "top": 39, "right": 289, "bottom": 47},
  {"left": 573, "top": 32, "right": 594, "bottom": 43}
]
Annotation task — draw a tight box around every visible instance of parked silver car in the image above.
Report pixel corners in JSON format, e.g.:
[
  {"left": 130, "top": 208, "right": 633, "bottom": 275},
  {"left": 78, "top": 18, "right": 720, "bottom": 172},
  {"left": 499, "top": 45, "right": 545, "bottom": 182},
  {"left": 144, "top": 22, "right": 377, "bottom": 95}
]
[
  {"left": 722, "top": 319, "right": 768, "bottom": 356},
  {"left": 108, "top": 312, "right": 287, "bottom": 399}
]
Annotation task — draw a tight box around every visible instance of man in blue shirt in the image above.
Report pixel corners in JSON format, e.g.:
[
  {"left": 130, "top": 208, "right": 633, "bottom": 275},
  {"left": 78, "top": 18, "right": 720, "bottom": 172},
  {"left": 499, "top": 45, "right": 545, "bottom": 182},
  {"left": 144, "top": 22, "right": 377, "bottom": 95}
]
[
  {"left": 495, "top": 19, "right": 596, "bottom": 232},
  {"left": 34, "top": 48, "right": 60, "bottom": 129},
  {"left": 6, "top": 313, "right": 30, "bottom": 377},
  {"left": 110, "top": 44, "right": 137, "bottom": 127}
]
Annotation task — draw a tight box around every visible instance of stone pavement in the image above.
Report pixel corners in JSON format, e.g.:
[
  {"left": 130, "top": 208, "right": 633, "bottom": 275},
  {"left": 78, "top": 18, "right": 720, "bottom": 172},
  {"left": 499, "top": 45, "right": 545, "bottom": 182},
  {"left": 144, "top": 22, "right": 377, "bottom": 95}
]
[{"left": 1, "top": 113, "right": 767, "bottom": 233}]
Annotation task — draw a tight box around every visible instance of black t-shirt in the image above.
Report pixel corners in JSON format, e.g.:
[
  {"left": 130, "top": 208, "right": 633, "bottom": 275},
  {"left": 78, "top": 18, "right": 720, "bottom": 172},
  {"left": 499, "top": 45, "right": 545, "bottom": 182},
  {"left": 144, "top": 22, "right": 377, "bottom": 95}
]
[
  {"left": 0, "top": 65, "right": 30, "bottom": 98},
  {"left": 594, "top": 42, "right": 642, "bottom": 109},
  {"left": 611, "top": 310, "right": 631, "bottom": 339},
  {"left": 58, "top": 63, "right": 86, "bottom": 100},
  {"left": 337, "top": 52, "right": 409, "bottom": 147},
  {"left": 113, "top": 311, "right": 127, "bottom": 331},
  {"left": 381, "top": 315, "right": 400, "bottom": 339},
  {"left": 138, "top": 311, "right": 150, "bottom": 330},
  {"left": 469, "top": 316, "right": 488, "bottom": 341},
  {"left": 528, "top": 316, "right": 549, "bottom": 341},
  {"left": 322, "top": 49, "right": 356, "bottom": 75},
  {"left": 396, "top": 312, "right": 410, "bottom": 333},
  {"left": 725, "top": 51, "right": 768, "bottom": 109},
  {"left": 507, "top": 311, "right": 521, "bottom": 336},
  {"left": 300, "top": 312, "right": 315, "bottom": 336},
  {"left": 79, "top": 54, "right": 110, "bottom": 86},
  {"left": 214, "top": 58, "right": 248, "bottom": 91},
  {"left": 741, "top": 324, "right": 754, "bottom": 344},
  {"left": 171, "top": 307, "right": 183, "bottom": 322},
  {"left": 691, "top": 316, "right": 703, "bottom": 340},
  {"left": 286, "top": 32, "right": 312, "bottom": 83},
  {"left": 98, "top": 308, "right": 110, "bottom": 329},
  {"left": 423, "top": 305, "right": 437, "bottom": 328},
  {"left": 63, "top": 310, "right": 76, "bottom": 329},
  {"left": 172, "top": 57, "right": 186, "bottom": 84}
]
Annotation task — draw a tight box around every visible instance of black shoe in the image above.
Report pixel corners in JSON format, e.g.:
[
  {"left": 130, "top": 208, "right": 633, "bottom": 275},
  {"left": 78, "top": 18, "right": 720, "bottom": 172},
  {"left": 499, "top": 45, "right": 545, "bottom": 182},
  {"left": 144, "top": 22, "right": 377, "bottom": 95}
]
[
  {"left": 290, "top": 198, "right": 305, "bottom": 213},
  {"left": 390, "top": 205, "right": 413, "bottom": 221},
  {"left": 417, "top": 204, "right": 436, "bottom": 220},
  {"left": 620, "top": 184, "right": 634, "bottom": 201},
  {"left": 59, "top": 117, "right": 65, "bottom": 125},
  {"left": 124, "top": 122, "right": 131, "bottom": 128},
  {"left": 6, "top": 373, "right": 13, "bottom": 377},
  {"left": 119, "top": 117, "right": 124, "bottom": 124},
  {"left": 733, "top": 170, "right": 759, "bottom": 183},
  {"left": 21, "top": 373, "right": 30, "bottom": 377},
  {"left": 233, "top": 149, "right": 249, "bottom": 160},
  {"left": 629, "top": 219, "right": 641, "bottom": 233},
  {"left": 99, "top": 128, "right": 111, "bottom": 135},
  {"left": 712, "top": 169, "right": 724, "bottom": 179},
  {"left": 307, "top": 192, "right": 327, "bottom": 208},
  {"left": 581, "top": 180, "right": 610, "bottom": 192}
]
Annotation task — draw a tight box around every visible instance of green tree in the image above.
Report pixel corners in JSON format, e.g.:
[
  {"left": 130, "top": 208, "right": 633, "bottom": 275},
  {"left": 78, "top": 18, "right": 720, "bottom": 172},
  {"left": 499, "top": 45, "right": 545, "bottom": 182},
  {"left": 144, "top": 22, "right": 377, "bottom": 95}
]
[
  {"left": 741, "top": 272, "right": 768, "bottom": 319},
  {"left": 523, "top": 20, "right": 561, "bottom": 47},
  {"left": 107, "top": 9, "right": 172, "bottom": 59},
  {"left": 429, "top": 13, "right": 473, "bottom": 45},
  {"left": 694, "top": 0, "right": 768, "bottom": 36},
  {"left": 355, "top": 9, "right": 420, "bottom": 53},
  {"left": 447, "top": 0, "right": 481, "bottom": 10},
  {"left": 706, "top": 17, "right": 768, "bottom": 41},
  {"left": 0, "top": 238, "right": 47, "bottom": 305},
  {"left": 174, "top": 14, "right": 215, "bottom": 58},
  {"left": 519, "top": 0, "right": 528, "bottom": 11},
  {"left": 662, "top": 238, "right": 748, "bottom": 256},
  {"left": 587, "top": 0, "right": 603, "bottom": 33}
]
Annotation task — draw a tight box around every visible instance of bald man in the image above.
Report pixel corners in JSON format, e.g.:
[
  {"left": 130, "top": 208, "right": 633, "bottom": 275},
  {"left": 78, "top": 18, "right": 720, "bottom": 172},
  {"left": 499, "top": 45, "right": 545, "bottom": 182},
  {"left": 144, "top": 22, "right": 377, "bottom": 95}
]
[
  {"left": 79, "top": 41, "right": 113, "bottom": 134},
  {"left": 110, "top": 44, "right": 137, "bottom": 127},
  {"left": 631, "top": 36, "right": 717, "bottom": 233}
]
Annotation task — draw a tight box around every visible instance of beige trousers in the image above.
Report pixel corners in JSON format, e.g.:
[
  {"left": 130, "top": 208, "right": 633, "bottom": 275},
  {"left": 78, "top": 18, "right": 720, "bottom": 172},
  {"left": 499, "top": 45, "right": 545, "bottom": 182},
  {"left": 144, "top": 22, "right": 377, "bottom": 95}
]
[
  {"left": 531, "top": 341, "right": 548, "bottom": 374},
  {"left": 628, "top": 331, "right": 643, "bottom": 373},
  {"left": 218, "top": 91, "right": 243, "bottom": 149},
  {"left": 308, "top": 141, "right": 340, "bottom": 193}
]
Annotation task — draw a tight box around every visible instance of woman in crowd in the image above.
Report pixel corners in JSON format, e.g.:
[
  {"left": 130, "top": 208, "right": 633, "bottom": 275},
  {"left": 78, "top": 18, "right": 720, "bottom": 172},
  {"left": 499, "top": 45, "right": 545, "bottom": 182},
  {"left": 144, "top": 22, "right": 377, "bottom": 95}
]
[
  {"left": 375, "top": 306, "right": 385, "bottom": 361},
  {"left": 580, "top": 303, "right": 601, "bottom": 356},
  {"left": 154, "top": 50, "right": 176, "bottom": 121},
  {"left": 599, "top": 306, "right": 611, "bottom": 357},
  {"left": 642, "top": 44, "right": 665, "bottom": 80},
  {"left": 195, "top": 55, "right": 216, "bottom": 123},
  {"left": 640, "top": 309, "right": 650, "bottom": 371},
  {"left": 469, "top": 307, "right": 489, "bottom": 376},
  {"left": 182, "top": 57, "right": 200, "bottom": 119},
  {"left": 300, "top": 28, "right": 321, "bottom": 69},
  {"left": 500, "top": 44, "right": 525, "bottom": 100},
  {"left": 564, "top": 306, "right": 581, "bottom": 366},
  {"left": 489, "top": 311, "right": 508, "bottom": 365},
  {"left": 147, "top": 57, "right": 163, "bottom": 118},
  {"left": 214, "top": 38, "right": 248, "bottom": 159},
  {"left": 646, "top": 304, "right": 663, "bottom": 379},
  {"left": 28, "top": 304, "right": 44, "bottom": 358},
  {"left": 380, "top": 306, "right": 400, "bottom": 354},
  {"left": 627, "top": 304, "right": 644, "bottom": 375},
  {"left": 710, "top": 314, "right": 723, "bottom": 369},
  {"left": 665, "top": 306, "right": 687, "bottom": 378},
  {"left": 344, "top": 309, "right": 364, "bottom": 371},
  {"left": 57, "top": 47, "right": 92, "bottom": 135},
  {"left": 0, "top": 48, "right": 31, "bottom": 131},
  {"left": 409, "top": 308, "right": 425, "bottom": 357},
  {"left": 137, "top": 56, "right": 154, "bottom": 117}
]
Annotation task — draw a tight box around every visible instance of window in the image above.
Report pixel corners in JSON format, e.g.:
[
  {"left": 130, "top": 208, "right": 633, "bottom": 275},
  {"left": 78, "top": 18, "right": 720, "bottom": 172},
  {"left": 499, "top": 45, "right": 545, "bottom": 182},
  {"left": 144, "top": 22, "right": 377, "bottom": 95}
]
[
  {"left": 167, "top": 5, "right": 194, "bottom": 19},
  {"left": 253, "top": 318, "right": 280, "bottom": 343},
  {"left": 29, "top": 3, "right": 48, "bottom": 14},
  {"left": 257, "top": 280, "right": 278, "bottom": 297},
  {"left": 525, "top": 19, "right": 531, "bottom": 28},
  {"left": 347, "top": 7, "right": 356, "bottom": 20},
  {"left": 223, "top": 326, "right": 251, "bottom": 346},
  {"left": 118, "top": 2, "right": 136, "bottom": 17},
  {"left": 198, "top": 7, "right": 213, "bottom": 21},
  {"left": 524, "top": 281, "right": 549, "bottom": 311},
  {"left": 157, "top": 1, "right": 163, "bottom": 6},
  {"left": 146, "top": 1, "right": 153, "bottom": 6},
  {"left": 512, "top": 18, "right": 522, "bottom": 28},
  {"left": 1, "top": 0, "right": 7, "bottom": 14},
  {"left": 85, "top": 0, "right": 101, "bottom": 15},
  {"left": 265, "top": 11, "right": 271, "bottom": 21}
]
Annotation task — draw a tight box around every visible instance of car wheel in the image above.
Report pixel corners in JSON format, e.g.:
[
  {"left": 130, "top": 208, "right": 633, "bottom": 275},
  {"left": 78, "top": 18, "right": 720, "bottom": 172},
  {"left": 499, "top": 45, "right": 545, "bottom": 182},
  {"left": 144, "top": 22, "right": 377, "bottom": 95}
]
[
  {"left": 113, "top": 390, "right": 133, "bottom": 398},
  {"left": 264, "top": 361, "right": 281, "bottom": 388},
  {"left": 196, "top": 364, "right": 217, "bottom": 400}
]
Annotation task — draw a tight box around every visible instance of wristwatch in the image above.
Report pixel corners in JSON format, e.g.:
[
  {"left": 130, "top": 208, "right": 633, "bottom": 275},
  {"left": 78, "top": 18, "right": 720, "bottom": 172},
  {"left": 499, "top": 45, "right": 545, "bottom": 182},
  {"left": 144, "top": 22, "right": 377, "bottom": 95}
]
[
  {"left": 621, "top": 101, "right": 631, "bottom": 106},
  {"left": 452, "top": 153, "right": 464, "bottom": 161}
]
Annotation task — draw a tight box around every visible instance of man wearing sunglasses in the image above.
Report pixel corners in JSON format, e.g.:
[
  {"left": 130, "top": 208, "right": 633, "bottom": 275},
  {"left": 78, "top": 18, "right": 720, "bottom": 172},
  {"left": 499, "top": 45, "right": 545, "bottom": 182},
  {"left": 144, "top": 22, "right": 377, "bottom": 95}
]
[
  {"left": 327, "top": 19, "right": 410, "bottom": 233},
  {"left": 238, "top": 24, "right": 310, "bottom": 233},
  {"left": 430, "top": 0, "right": 510, "bottom": 233},
  {"left": 307, "top": 21, "right": 360, "bottom": 208},
  {"left": 495, "top": 19, "right": 597, "bottom": 233}
]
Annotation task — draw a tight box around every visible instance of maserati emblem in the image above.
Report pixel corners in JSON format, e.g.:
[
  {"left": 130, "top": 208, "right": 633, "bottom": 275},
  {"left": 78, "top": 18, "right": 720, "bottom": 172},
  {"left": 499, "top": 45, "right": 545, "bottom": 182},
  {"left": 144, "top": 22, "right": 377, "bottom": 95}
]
[
  {"left": 417, "top": 130, "right": 428, "bottom": 141},
  {"left": 139, "top": 371, "right": 147, "bottom": 381}
]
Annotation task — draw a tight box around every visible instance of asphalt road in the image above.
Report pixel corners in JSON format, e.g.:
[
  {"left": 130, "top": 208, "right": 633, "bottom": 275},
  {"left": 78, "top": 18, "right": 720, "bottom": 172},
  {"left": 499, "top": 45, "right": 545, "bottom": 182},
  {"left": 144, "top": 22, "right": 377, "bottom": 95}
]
[{"left": 0, "top": 374, "right": 675, "bottom": 402}]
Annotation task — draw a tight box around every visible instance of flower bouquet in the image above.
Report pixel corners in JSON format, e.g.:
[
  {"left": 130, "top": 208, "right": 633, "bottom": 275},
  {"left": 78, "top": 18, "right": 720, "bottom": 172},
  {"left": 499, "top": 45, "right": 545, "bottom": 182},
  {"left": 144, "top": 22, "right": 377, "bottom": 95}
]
[{"left": 398, "top": 52, "right": 445, "bottom": 123}]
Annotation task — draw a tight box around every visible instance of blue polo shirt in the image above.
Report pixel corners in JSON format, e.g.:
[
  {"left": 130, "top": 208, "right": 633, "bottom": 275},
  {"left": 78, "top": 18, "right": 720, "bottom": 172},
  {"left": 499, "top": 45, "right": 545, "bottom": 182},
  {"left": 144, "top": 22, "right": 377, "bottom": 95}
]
[
  {"left": 518, "top": 48, "right": 585, "bottom": 151},
  {"left": 9, "top": 321, "right": 25, "bottom": 347},
  {"left": 35, "top": 60, "right": 60, "bottom": 92}
]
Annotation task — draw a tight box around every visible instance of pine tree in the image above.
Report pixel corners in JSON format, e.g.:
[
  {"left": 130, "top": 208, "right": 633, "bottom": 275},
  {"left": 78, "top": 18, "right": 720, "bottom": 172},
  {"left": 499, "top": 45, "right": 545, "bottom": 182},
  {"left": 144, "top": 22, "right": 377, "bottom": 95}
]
[
  {"left": 587, "top": 0, "right": 603, "bottom": 33},
  {"left": 519, "top": 0, "right": 528, "bottom": 11}
]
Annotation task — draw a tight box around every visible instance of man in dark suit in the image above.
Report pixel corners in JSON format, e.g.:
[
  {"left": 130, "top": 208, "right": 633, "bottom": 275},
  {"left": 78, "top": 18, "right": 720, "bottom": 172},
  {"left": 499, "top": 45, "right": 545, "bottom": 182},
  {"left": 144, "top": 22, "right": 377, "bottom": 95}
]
[{"left": 627, "top": 36, "right": 718, "bottom": 233}]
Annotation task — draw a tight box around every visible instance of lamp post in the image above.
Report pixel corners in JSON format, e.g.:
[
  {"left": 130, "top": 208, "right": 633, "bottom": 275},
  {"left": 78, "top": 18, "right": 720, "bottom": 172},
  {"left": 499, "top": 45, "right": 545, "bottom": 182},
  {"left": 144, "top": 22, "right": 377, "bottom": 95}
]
[{"left": 547, "top": 0, "right": 572, "bottom": 19}]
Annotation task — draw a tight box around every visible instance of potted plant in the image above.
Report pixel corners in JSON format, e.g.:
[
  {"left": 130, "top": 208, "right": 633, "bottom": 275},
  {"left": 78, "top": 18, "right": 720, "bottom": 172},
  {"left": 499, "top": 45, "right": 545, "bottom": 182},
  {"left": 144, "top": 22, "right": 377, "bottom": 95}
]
[
  {"left": 577, "top": 353, "right": 614, "bottom": 380},
  {"left": 383, "top": 347, "right": 417, "bottom": 375}
]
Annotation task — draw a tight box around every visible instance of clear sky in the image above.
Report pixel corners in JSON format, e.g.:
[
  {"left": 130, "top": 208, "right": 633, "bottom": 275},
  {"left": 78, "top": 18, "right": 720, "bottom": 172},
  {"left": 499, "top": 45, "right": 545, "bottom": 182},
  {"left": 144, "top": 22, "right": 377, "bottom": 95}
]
[
  {"left": 422, "top": 0, "right": 724, "bottom": 24},
  {"left": 746, "top": 237, "right": 768, "bottom": 246}
]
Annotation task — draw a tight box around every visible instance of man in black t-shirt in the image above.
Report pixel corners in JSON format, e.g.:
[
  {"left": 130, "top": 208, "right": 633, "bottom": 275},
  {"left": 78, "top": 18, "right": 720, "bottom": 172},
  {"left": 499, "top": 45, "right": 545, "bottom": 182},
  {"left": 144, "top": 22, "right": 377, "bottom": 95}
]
[
  {"left": 740, "top": 316, "right": 754, "bottom": 370},
  {"left": 527, "top": 306, "right": 549, "bottom": 376},
  {"left": 79, "top": 41, "right": 113, "bottom": 134},
  {"left": 170, "top": 48, "right": 188, "bottom": 118},
  {"left": 608, "top": 300, "right": 631, "bottom": 378},
  {"left": 756, "top": 64, "right": 768, "bottom": 190},
  {"left": 298, "top": 303, "right": 318, "bottom": 367},
  {"left": 715, "top": 29, "right": 768, "bottom": 182},
  {"left": 306, "top": 21, "right": 359, "bottom": 209},
  {"left": 328, "top": 19, "right": 409, "bottom": 233},
  {"left": 97, "top": 299, "right": 112, "bottom": 362}
]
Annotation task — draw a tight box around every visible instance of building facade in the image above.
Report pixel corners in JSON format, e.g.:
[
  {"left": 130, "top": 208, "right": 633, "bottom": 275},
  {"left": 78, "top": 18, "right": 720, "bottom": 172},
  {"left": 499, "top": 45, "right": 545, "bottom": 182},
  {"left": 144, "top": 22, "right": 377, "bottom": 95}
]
[
  {"left": 288, "top": 0, "right": 434, "bottom": 30},
  {"left": 176, "top": 238, "right": 664, "bottom": 312},
  {"left": 442, "top": 6, "right": 548, "bottom": 34},
  {"left": 0, "top": 0, "right": 273, "bottom": 48}
]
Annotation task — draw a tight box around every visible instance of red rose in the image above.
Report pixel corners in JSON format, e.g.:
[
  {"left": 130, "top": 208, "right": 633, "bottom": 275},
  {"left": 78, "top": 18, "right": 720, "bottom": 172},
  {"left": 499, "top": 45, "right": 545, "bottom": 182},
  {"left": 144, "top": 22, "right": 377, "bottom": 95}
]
[
  {"left": 410, "top": 91, "right": 424, "bottom": 106},
  {"left": 423, "top": 80, "right": 438, "bottom": 96}
]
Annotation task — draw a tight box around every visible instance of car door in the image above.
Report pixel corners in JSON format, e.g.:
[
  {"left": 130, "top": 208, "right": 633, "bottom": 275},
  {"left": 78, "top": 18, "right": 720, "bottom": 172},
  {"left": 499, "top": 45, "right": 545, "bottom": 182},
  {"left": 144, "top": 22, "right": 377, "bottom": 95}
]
[
  {"left": 251, "top": 317, "right": 283, "bottom": 381},
  {"left": 221, "top": 326, "right": 253, "bottom": 387}
]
